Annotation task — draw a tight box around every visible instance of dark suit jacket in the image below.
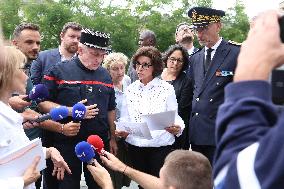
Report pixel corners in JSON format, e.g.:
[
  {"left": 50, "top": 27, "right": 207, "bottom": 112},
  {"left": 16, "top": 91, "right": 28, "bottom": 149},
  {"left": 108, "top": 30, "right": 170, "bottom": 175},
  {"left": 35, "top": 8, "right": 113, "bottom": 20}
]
[
  {"left": 190, "top": 47, "right": 199, "bottom": 56},
  {"left": 30, "top": 48, "right": 61, "bottom": 85},
  {"left": 188, "top": 39, "right": 240, "bottom": 146}
]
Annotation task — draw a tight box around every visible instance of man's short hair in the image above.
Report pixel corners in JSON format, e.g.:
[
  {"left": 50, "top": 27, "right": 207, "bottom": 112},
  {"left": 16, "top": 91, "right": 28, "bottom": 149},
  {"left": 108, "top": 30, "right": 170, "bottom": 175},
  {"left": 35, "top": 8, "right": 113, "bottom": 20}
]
[
  {"left": 140, "top": 29, "right": 157, "bottom": 46},
  {"left": 61, "top": 22, "right": 82, "bottom": 34},
  {"left": 13, "top": 23, "right": 40, "bottom": 39},
  {"left": 163, "top": 150, "right": 212, "bottom": 189}
]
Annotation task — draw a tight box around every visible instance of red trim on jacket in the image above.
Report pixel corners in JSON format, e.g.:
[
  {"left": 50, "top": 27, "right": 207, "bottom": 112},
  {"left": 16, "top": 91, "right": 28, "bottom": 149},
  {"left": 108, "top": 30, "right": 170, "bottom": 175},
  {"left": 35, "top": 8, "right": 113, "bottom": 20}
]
[{"left": 44, "top": 75, "right": 114, "bottom": 88}]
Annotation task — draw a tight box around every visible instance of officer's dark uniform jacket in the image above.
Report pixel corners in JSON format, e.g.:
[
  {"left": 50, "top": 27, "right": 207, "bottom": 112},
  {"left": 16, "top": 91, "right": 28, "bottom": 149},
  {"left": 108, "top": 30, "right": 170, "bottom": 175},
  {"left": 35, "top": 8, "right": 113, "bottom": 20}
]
[
  {"left": 43, "top": 56, "right": 116, "bottom": 145},
  {"left": 187, "top": 39, "right": 240, "bottom": 146}
]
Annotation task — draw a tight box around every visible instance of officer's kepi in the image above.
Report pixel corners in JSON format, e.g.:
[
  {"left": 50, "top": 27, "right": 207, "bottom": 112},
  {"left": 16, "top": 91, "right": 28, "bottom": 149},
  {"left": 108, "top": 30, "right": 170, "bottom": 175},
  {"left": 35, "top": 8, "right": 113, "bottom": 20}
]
[
  {"left": 188, "top": 7, "right": 225, "bottom": 28},
  {"left": 80, "top": 28, "right": 111, "bottom": 51}
]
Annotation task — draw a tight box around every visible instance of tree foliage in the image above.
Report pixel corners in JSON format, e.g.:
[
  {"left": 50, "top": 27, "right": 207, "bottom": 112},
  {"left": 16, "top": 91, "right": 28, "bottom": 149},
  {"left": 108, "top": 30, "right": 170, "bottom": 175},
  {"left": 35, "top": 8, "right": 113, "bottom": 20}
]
[
  {"left": 0, "top": 0, "right": 21, "bottom": 39},
  {"left": 0, "top": 0, "right": 249, "bottom": 57},
  {"left": 221, "top": 0, "right": 249, "bottom": 43}
]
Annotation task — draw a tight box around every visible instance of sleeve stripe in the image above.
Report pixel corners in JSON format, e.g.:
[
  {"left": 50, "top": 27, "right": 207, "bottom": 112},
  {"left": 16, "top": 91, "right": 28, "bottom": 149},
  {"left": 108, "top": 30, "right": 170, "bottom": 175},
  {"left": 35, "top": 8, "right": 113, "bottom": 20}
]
[
  {"left": 237, "top": 142, "right": 261, "bottom": 189},
  {"left": 214, "top": 164, "right": 229, "bottom": 188}
]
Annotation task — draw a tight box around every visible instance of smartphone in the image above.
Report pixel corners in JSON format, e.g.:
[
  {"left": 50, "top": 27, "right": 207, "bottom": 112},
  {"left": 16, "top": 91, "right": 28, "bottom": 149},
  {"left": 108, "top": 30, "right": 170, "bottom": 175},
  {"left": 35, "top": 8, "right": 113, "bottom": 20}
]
[
  {"left": 279, "top": 15, "right": 284, "bottom": 42},
  {"left": 270, "top": 16, "right": 284, "bottom": 104},
  {"left": 271, "top": 68, "right": 284, "bottom": 104}
]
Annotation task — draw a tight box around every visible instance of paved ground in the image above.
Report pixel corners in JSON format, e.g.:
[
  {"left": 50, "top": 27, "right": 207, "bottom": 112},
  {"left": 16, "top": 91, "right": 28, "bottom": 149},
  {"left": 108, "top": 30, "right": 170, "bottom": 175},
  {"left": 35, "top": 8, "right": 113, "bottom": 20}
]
[
  {"left": 80, "top": 174, "right": 139, "bottom": 189},
  {"left": 41, "top": 174, "right": 138, "bottom": 189}
]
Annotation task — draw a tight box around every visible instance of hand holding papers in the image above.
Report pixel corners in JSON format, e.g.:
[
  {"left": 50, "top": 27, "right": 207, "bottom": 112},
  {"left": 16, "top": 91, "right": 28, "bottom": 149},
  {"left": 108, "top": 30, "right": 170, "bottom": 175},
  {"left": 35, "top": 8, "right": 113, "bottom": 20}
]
[
  {"left": 115, "top": 121, "right": 152, "bottom": 139},
  {"left": 141, "top": 110, "right": 176, "bottom": 131},
  {"left": 0, "top": 138, "right": 46, "bottom": 179},
  {"left": 115, "top": 110, "right": 177, "bottom": 139}
]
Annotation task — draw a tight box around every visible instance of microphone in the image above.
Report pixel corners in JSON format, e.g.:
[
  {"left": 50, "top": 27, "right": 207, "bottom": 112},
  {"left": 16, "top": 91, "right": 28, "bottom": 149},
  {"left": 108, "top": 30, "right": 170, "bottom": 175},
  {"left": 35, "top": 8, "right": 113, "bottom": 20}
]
[
  {"left": 75, "top": 141, "right": 96, "bottom": 165},
  {"left": 72, "top": 103, "right": 86, "bottom": 122},
  {"left": 23, "top": 84, "right": 49, "bottom": 102},
  {"left": 87, "top": 135, "right": 105, "bottom": 155},
  {"left": 33, "top": 106, "right": 69, "bottom": 123}
]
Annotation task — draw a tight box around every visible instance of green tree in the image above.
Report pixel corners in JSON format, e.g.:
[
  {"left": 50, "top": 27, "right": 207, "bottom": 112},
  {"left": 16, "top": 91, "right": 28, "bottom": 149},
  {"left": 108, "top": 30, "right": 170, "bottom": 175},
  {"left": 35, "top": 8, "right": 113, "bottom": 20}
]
[
  {"left": 0, "top": 0, "right": 21, "bottom": 39},
  {"left": 0, "top": 0, "right": 250, "bottom": 54},
  {"left": 22, "top": 0, "right": 74, "bottom": 49},
  {"left": 221, "top": 0, "right": 249, "bottom": 42}
]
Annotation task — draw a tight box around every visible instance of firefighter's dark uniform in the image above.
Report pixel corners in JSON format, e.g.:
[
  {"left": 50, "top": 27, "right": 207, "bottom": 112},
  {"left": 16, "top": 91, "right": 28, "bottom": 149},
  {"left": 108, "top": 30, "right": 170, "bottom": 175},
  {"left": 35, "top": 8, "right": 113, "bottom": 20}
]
[{"left": 42, "top": 56, "right": 116, "bottom": 189}]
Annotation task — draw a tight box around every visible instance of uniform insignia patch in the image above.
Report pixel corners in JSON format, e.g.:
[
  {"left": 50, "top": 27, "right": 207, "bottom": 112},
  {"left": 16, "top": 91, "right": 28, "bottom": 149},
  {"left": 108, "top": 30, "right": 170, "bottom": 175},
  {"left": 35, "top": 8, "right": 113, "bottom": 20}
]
[{"left": 228, "top": 40, "right": 242, "bottom": 46}]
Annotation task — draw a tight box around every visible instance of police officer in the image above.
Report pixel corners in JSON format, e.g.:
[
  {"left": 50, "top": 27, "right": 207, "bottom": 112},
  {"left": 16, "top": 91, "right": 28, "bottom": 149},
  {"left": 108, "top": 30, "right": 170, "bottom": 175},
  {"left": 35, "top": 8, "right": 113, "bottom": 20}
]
[
  {"left": 39, "top": 28, "right": 118, "bottom": 189},
  {"left": 187, "top": 7, "right": 241, "bottom": 164}
]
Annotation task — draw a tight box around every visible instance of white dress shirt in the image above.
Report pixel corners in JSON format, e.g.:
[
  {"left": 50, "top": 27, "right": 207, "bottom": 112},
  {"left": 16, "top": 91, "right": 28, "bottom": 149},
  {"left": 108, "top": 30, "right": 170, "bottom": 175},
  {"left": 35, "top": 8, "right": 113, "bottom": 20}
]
[
  {"left": 121, "top": 77, "right": 185, "bottom": 147},
  {"left": 0, "top": 101, "right": 43, "bottom": 189},
  {"left": 204, "top": 37, "right": 223, "bottom": 60},
  {"left": 114, "top": 75, "right": 131, "bottom": 120},
  {"left": 188, "top": 46, "right": 196, "bottom": 56}
]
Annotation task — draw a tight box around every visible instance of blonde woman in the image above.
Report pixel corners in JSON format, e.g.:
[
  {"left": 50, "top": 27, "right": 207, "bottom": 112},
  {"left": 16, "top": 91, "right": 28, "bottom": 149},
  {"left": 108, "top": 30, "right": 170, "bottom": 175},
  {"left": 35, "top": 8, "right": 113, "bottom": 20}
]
[
  {"left": 103, "top": 52, "right": 131, "bottom": 120},
  {"left": 0, "top": 46, "right": 71, "bottom": 189},
  {"left": 103, "top": 52, "right": 131, "bottom": 188}
]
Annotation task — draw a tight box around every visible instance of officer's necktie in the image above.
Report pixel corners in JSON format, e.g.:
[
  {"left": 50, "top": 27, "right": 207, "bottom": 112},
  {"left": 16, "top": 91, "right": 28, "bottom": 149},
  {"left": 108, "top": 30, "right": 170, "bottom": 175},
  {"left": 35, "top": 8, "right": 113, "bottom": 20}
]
[{"left": 204, "top": 48, "right": 213, "bottom": 74}]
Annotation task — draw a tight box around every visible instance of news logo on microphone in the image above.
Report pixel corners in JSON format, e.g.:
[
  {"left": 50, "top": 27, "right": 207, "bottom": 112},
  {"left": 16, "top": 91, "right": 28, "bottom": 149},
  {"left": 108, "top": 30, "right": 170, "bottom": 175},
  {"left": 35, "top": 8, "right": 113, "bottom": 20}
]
[
  {"left": 75, "top": 141, "right": 96, "bottom": 165},
  {"left": 72, "top": 103, "right": 86, "bottom": 122}
]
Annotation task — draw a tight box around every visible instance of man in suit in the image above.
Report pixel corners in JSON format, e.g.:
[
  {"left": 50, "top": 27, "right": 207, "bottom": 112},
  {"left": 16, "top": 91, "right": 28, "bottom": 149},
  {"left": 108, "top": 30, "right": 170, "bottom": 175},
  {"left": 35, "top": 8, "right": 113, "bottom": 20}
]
[
  {"left": 175, "top": 22, "right": 198, "bottom": 56},
  {"left": 187, "top": 7, "right": 240, "bottom": 164},
  {"left": 31, "top": 22, "right": 82, "bottom": 85},
  {"left": 9, "top": 23, "right": 41, "bottom": 113}
]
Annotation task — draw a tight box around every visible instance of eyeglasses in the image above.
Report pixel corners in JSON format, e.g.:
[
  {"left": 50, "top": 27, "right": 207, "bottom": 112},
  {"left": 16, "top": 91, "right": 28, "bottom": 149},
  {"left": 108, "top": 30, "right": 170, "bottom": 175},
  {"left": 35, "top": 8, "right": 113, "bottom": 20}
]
[
  {"left": 168, "top": 57, "right": 183, "bottom": 64},
  {"left": 135, "top": 61, "right": 153, "bottom": 70}
]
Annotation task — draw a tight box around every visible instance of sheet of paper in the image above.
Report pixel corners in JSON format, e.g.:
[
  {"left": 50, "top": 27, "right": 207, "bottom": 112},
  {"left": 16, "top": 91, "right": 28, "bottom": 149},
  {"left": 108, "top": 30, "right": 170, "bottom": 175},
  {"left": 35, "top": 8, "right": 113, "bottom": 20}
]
[
  {"left": 141, "top": 110, "right": 176, "bottom": 131},
  {"left": 0, "top": 138, "right": 46, "bottom": 179},
  {"left": 115, "top": 121, "right": 152, "bottom": 139}
]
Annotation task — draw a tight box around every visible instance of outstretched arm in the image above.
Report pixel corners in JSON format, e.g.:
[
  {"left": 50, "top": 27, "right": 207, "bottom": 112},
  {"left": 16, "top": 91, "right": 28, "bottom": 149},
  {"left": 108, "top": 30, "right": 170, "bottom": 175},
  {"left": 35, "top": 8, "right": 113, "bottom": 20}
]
[{"left": 101, "top": 151, "right": 163, "bottom": 189}]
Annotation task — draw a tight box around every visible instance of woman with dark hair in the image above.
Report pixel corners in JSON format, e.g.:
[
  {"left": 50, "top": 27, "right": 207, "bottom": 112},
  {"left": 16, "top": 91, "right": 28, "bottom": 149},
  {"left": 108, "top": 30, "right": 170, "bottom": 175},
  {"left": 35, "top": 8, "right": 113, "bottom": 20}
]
[
  {"left": 161, "top": 44, "right": 191, "bottom": 150},
  {"left": 116, "top": 46, "right": 185, "bottom": 183}
]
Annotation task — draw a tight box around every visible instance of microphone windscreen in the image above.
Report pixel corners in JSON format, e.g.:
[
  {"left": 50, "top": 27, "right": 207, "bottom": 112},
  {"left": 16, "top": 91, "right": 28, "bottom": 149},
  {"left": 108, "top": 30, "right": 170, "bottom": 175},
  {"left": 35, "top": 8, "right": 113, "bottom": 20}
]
[
  {"left": 50, "top": 106, "right": 69, "bottom": 121},
  {"left": 72, "top": 103, "right": 86, "bottom": 121},
  {"left": 75, "top": 141, "right": 95, "bottom": 163},
  {"left": 29, "top": 84, "right": 49, "bottom": 102},
  {"left": 87, "top": 135, "right": 104, "bottom": 154}
]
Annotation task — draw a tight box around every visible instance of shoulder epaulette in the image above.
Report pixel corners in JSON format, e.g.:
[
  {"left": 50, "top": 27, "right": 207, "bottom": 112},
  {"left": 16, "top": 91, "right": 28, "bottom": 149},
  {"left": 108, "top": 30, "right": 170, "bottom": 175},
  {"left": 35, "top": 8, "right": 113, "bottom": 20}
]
[
  {"left": 189, "top": 48, "right": 202, "bottom": 57},
  {"left": 228, "top": 40, "right": 242, "bottom": 46}
]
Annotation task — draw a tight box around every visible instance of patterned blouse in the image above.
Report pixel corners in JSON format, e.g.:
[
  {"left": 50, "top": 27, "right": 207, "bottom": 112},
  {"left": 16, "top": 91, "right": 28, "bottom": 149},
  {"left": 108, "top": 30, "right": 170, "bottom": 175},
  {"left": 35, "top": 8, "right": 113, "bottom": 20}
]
[{"left": 120, "top": 77, "right": 185, "bottom": 147}]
